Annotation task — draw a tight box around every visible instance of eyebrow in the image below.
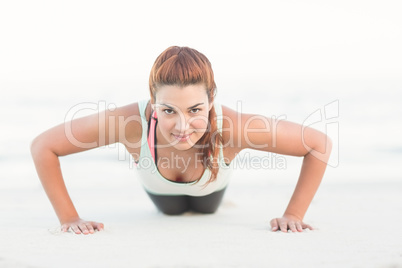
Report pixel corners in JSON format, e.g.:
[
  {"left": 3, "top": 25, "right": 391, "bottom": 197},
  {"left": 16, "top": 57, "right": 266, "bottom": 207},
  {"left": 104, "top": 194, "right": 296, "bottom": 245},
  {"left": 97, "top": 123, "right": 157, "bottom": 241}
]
[{"left": 160, "top": 103, "right": 204, "bottom": 110}]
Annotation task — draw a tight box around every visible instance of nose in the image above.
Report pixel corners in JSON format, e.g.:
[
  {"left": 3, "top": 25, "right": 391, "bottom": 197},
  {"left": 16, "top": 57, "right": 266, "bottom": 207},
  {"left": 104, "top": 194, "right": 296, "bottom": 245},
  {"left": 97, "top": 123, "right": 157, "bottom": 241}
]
[{"left": 174, "top": 114, "right": 191, "bottom": 134}]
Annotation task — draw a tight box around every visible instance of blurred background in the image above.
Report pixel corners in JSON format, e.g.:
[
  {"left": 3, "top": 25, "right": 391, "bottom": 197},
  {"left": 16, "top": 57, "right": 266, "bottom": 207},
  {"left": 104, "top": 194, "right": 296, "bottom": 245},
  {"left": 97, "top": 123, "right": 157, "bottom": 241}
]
[{"left": 1, "top": 0, "right": 401, "bottom": 195}]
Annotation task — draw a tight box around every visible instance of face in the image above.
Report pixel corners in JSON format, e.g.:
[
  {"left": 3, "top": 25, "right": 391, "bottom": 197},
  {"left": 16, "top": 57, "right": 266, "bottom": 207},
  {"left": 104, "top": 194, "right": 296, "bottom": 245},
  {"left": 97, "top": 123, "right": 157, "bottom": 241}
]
[{"left": 151, "top": 84, "right": 213, "bottom": 151}]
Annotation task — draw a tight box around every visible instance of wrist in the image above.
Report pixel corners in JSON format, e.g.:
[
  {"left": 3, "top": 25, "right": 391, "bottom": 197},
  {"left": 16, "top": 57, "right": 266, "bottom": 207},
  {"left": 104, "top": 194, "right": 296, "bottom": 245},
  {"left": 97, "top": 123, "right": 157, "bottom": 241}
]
[
  {"left": 283, "top": 212, "right": 303, "bottom": 221},
  {"left": 59, "top": 215, "right": 80, "bottom": 225}
]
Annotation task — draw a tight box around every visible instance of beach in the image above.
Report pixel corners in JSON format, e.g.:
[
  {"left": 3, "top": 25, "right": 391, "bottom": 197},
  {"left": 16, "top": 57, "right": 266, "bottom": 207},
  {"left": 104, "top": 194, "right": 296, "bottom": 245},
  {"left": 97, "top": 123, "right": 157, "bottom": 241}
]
[
  {"left": 1, "top": 0, "right": 402, "bottom": 267},
  {"left": 1, "top": 163, "right": 402, "bottom": 267}
]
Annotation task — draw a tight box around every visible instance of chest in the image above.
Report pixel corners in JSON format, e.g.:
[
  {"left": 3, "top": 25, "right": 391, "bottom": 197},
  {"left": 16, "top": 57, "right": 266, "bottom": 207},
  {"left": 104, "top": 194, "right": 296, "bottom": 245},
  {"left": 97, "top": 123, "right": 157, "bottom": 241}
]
[{"left": 155, "top": 149, "right": 206, "bottom": 183}]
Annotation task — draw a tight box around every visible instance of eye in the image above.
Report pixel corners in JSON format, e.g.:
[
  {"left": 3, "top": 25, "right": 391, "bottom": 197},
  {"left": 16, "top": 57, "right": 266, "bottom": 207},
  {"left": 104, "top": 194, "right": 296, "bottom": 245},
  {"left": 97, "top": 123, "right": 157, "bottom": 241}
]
[
  {"left": 190, "top": 108, "right": 200, "bottom": 114},
  {"left": 163, "top": 109, "right": 175, "bottom": 115}
]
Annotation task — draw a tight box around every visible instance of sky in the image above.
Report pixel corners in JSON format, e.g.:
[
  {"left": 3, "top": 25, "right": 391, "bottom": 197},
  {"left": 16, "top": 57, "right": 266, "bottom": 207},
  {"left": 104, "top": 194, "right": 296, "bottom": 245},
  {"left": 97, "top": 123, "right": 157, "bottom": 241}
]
[
  {"left": 1, "top": 0, "right": 401, "bottom": 182},
  {"left": 1, "top": 0, "right": 401, "bottom": 81}
]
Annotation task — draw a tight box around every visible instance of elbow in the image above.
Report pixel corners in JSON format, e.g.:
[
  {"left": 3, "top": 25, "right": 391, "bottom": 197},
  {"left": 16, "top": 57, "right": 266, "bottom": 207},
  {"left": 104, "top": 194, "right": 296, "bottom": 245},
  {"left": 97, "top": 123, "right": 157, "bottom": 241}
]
[
  {"left": 30, "top": 135, "right": 49, "bottom": 160},
  {"left": 319, "top": 134, "right": 332, "bottom": 166},
  {"left": 316, "top": 133, "right": 332, "bottom": 152},
  {"left": 322, "top": 135, "right": 333, "bottom": 161},
  {"left": 326, "top": 135, "right": 333, "bottom": 154},
  {"left": 306, "top": 131, "right": 332, "bottom": 164},
  {"left": 30, "top": 136, "right": 41, "bottom": 160}
]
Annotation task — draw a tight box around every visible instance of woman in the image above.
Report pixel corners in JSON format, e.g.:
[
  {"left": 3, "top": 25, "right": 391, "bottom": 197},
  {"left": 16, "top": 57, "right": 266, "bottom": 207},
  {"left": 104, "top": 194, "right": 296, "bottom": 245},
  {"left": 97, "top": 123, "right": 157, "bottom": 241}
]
[{"left": 30, "top": 46, "right": 332, "bottom": 235}]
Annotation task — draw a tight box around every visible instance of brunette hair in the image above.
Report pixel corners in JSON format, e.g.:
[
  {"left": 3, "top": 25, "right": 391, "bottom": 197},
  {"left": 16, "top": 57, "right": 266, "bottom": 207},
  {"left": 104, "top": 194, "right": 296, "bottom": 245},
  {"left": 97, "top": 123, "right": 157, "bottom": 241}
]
[{"left": 149, "top": 46, "right": 223, "bottom": 185}]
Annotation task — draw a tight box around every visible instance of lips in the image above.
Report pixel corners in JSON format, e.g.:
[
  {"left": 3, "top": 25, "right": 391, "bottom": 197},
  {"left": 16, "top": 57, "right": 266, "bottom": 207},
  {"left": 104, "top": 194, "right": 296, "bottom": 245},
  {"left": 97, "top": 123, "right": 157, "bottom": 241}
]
[
  {"left": 173, "top": 133, "right": 193, "bottom": 141},
  {"left": 174, "top": 134, "right": 191, "bottom": 138}
]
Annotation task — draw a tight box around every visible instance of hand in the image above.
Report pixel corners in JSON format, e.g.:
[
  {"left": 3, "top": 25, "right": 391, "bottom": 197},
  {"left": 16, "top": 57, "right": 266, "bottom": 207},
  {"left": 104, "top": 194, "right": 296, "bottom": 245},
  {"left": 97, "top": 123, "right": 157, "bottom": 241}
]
[
  {"left": 61, "top": 218, "right": 104, "bottom": 235},
  {"left": 270, "top": 215, "right": 313, "bottom": 233}
]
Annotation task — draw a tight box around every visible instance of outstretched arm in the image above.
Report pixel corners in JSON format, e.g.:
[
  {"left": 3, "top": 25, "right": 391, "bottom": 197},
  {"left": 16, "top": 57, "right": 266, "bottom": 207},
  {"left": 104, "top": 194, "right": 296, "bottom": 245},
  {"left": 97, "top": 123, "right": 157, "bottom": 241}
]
[
  {"left": 31, "top": 114, "right": 103, "bottom": 234},
  {"left": 223, "top": 106, "right": 332, "bottom": 232},
  {"left": 270, "top": 125, "right": 332, "bottom": 232},
  {"left": 30, "top": 103, "right": 142, "bottom": 234}
]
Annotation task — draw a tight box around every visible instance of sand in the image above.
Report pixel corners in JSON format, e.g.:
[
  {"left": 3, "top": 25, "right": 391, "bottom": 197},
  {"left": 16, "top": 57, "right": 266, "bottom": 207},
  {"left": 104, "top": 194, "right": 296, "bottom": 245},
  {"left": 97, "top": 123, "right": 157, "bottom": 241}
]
[{"left": 1, "top": 162, "right": 401, "bottom": 268}]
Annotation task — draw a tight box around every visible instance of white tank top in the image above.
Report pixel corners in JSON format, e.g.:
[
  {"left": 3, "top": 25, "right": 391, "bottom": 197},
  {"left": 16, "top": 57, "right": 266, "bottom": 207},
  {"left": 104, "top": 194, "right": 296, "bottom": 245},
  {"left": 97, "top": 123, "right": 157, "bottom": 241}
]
[{"left": 134, "top": 99, "right": 234, "bottom": 196}]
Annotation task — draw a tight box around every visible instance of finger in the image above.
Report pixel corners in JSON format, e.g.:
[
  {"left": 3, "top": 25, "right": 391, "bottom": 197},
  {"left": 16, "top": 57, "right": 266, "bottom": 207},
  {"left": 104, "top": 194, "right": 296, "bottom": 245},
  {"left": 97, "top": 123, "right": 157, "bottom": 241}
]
[
  {"left": 70, "top": 225, "right": 82, "bottom": 234},
  {"left": 91, "top": 222, "right": 104, "bottom": 231},
  {"left": 288, "top": 221, "right": 297, "bottom": 232},
  {"left": 270, "top": 219, "right": 279, "bottom": 232},
  {"left": 295, "top": 222, "right": 303, "bottom": 232},
  {"left": 305, "top": 224, "right": 314, "bottom": 230},
  {"left": 78, "top": 223, "right": 90, "bottom": 235},
  {"left": 279, "top": 221, "right": 288, "bottom": 233},
  {"left": 61, "top": 224, "right": 69, "bottom": 232},
  {"left": 97, "top": 222, "right": 104, "bottom": 231},
  {"left": 85, "top": 223, "right": 95, "bottom": 234},
  {"left": 300, "top": 222, "right": 313, "bottom": 230}
]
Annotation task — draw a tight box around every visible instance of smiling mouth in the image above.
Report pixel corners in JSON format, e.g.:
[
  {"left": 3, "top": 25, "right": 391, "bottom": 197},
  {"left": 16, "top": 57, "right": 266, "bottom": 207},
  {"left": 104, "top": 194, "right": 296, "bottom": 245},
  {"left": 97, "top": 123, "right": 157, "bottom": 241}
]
[{"left": 173, "top": 133, "right": 192, "bottom": 141}]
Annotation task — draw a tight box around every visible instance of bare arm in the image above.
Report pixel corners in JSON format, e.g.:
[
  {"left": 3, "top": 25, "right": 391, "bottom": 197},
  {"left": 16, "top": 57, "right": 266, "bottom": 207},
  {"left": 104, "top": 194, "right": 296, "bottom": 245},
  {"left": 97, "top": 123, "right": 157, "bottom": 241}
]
[
  {"left": 222, "top": 106, "right": 332, "bottom": 232},
  {"left": 30, "top": 103, "right": 142, "bottom": 234},
  {"left": 275, "top": 124, "right": 332, "bottom": 232}
]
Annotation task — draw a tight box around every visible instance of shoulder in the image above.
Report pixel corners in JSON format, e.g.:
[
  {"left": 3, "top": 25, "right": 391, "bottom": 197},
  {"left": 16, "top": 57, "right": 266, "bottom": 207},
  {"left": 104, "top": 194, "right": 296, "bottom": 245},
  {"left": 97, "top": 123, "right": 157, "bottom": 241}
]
[
  {"left": 221, "top": 103, "right": 330, "bottom": 158},
  {"left": 220, "top": 104, "right": 276, "bottom": 151},
  {"left": 221, "top": 103, "right": 269, "bottom": 135},
  {"left": 110, "top": 101, "right": 150, "bottom": 147},
  {"left": 112, "top": 100, "right": 153, "bottom": 123},
  {"left": 220, "top": 104, "right": 243, "bottom": 155}
]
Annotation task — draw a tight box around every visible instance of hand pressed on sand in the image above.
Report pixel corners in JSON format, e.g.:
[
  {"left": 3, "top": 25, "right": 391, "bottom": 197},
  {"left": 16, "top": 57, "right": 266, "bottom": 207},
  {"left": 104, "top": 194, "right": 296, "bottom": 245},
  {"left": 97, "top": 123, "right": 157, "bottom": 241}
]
[
  {"left": 270, "top": 214, "right": 313, "bottom": 233},
  {"left": 61, "top": 218, "right": 104, "bottom": 235}
]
